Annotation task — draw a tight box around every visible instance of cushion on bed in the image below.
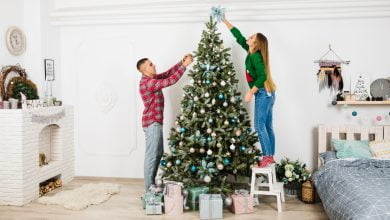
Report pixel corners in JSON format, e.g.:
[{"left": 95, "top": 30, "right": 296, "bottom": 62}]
[
  {"left": 331, "top": 139, "right": 371, "bottom": 159},
  {"left": 319, "top": 151, "right": 338, "bottom": 164},
  {"left": 369, "top": 140, "right": 390, "bottom": 159}
]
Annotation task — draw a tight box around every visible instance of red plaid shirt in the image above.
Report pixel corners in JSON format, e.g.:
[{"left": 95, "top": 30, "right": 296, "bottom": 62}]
[{"left": 139, "top": 62, "right": 186, "bottom": 128}]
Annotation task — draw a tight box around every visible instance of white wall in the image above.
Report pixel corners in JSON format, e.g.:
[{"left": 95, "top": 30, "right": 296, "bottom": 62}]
[
  {"left": 27, "top": 0, "right": 390, "bottom": 177},
  {"left": 0, "top": 0, "right": 25, "bottom": 65}
]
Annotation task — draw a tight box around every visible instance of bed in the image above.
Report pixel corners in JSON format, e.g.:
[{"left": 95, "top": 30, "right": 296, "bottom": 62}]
[{"left": 313, "top": 125, "right": 390, "bottom": 220}]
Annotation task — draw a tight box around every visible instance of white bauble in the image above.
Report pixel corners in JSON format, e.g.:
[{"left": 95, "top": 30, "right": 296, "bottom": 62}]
[
  {"left": 190, "top": 79, "right": 195, "bottom": 84},
  {"left": 211, "top": 132, "right": 216, "bottom": 137},
  {"left": 213, "top": 82, "right": 217, "bottom": 86},
  {"left": 200, "top": 148, "right": 205, "bottom": 153},
  {"left": 190, "top": 147, "right": 195, "bottom": 153},
  {"left": 207, "top": 149, "right": 213, "bottom": 155},
  {"left": 200, "top": 109, "right": 205, "bottom": 114},
  {"left": 230, "top": 97, "right": 235, "bottom": 103},
  {"left": 221, "top": 81, "right": 226, "bottom": 86},
  {"left": 217, "top": 163, "right": 224, "bottom": 170},
  {"left": 224, "top": 197, "right": 232, "bottom": 206},
  {"left": 217, "top": 143, "right": 222, "bottom": 148},
  {"left": 224, "top": 120, "right": 229, "bottom": 125},
  {"left": 235, "top": 129, "right": 242, "bottom": 136},
  {"left": 180, "top": 115, "right": 184, "bottom": 120},
  {"left": 198, "top": 80, "right": 202, "bottom": 84},
  {"left": 175, "top": 121, "right": 179, "bottom": 125},
  {"left": 207, "top": 128, "right": 212, "bottom": 133},
  {"left": 204, "top": 175, "right": 211, "bottom": 183},
  {"left": 205, "top": 92, "right": 210, "bottom": 98},
  {"left": 179, "top": 141, "right": 183, "bottom": 146},
  {"left": 208, "top": 118, "right": 213, "bottom": 123},
  {"left": 226, "top": 152, "right": 231, "bottom": 156},
  {"left": 211, "top": 99, "right": 216, "bottom": 105},
  {"left": 223, "top": 102, "right": 228, "bottom": 107},
  {"left": 167, "top": 162, "right": 172, "bottom": 167},
  {"left": 217, "top": 109, "right": 221, "bottom": 114},
  {"left": 230, "top": 144, "right": 236, "bottom": 150},
  {"left": 194, "top": 96, "right": 199, "bottom": 101}
]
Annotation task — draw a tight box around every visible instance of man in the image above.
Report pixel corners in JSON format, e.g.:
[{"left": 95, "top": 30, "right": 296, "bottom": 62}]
[{"left": 137, "top": 54, "right": 193, "bottom": 190}]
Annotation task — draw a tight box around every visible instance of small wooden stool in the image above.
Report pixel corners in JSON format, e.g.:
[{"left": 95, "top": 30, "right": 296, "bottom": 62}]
[{"left": 250, "top": 164, "right": 285, "bottom": 212}]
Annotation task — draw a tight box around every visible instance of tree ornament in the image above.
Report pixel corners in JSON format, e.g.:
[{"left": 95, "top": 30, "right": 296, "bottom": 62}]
[
  {"left": 223, "top": 102, "right": 228, "bottom": 107},
  {"left": 205, "top": 80, "right": 211, "bottom": 85},
  {"left": 198, "top": 80, "right": 202, "bottom": 84},
  {"left": 230, "top": 97, "right": 235, "bottom": 103},
  {"left": 211, "top": 132, "right": 216, "bottom": 137},
  {"left": 193, "top": 112, "right": 197, "bottom": 118},
  {"left": 208, "top": 118, "right": 213, "bottom": 123},
  {"left": 224, "top": 120, "right": 229, "bottom": 125},
  {"left": 211, "top": 99, "right": 216, "bottom": 105},
  {"left": 175, "top": 121, "right": 179, "bottom": 125},
  {"left": 230, "top": 144, "right": 236, "bottom": 150},
  {"left": 190, "top": 165, "right": 197, "bottom": 172},
  {"left": 376, "top": 116, "right": 382, "bottom": 121},
  {"left": 226, "top": 152, "right": 231, "bottom": 156},
  {"left": 194, "top": 96, "right": 199, "bottom": 101},
  {"left": 167, "top": 161, "right": 172, "bottom": 168},
  {"left": 207, "top": 137, "right": 212, "bottom": 142},
  {"left": 218, "top": 94, "right": 224, "bottom": 100},
  {"left": 180, "top": 127, "right": 186, "bottom": 133},
  {"left": 213, "top": 82, "right": 217, "bottom": 86},
  {"left": 204, "top": 175, "right": 211, "bottom": 183},
  {"left": 207, "top": 128, "right": 212, "bottom": 133},
  {"left": 179, "top": 141, "right": 184, "bottom": 146},
  {"left": 217, "top": 163, "right": 224, "bottom": 170},
  {"left": 205, "top": 92, "right": 210, "bottom": 98},
  {"left": 180, "top": 115, "right": 184, "bottom": 120},
  {"left": 230, "top": 138, "right": 236, "bottom": 143},
  {"left": 190, "top": 147, "right": 195, "bottom": 153},
  {"left": 176, "top": 127, "right": 181, "bottom": 132},
  {"left": 200, "top": 148, "right": 205, "bottom": 154},
  {"left": 352, "top": 111, "right": 358, "bottom": 117},
  {"left": 220, "top": 81, "right": 226, "bottom": 86},
  {"left": 207, "top": 149, "right": 213, "bottom": 155},
  {"left": 190, "top": 79, "right": 195, "bottom": 84},
  {"left": 160, "top": 160, "right": 167, "bottom": 167},
  {"left": 223, "top": 158, "right": 231, "bottom": 165},
  {"left": 240, "top": 146, "right": 246, "bottom": 152},
  {"left": 200, "top": 109, "right": 205, "bottom": 114},
  {"left": 235, "top": 129, "right": 242, "bottom": 136},
  {"left": 217, "top": 109, "right": 221, "bottom": 114},
  {"left": 217, "top": 143, "right": 222, "bottom": 148},
  {"left": 175, "top": 159, "right": 181, "bottom": 165},
  {"left": 224, "top": 197, "right": 232, "bottom": 207}
]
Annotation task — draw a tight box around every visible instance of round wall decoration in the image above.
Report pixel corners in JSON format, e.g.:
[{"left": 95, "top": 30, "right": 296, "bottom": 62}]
[
  {"left": 370, "top": 78, "right": 390, "bottom": 99},
  {"left": 5, "top": 26, "right": 26, "bottom": 56}
]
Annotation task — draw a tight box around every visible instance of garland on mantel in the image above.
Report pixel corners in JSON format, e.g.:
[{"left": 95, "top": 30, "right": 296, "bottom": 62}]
[{"left": 31, "top": 109, "right": 65, "bottom": 124}]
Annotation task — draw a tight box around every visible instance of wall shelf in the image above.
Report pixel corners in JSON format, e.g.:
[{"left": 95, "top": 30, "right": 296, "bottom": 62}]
[{"left": 336, "top": 100, "right": 390, "bottom": 105}]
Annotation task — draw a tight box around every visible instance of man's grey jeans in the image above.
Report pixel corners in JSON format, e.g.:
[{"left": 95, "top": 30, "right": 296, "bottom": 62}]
[{"left": 143, "top": 122, "right": 163, "bottom": 191}]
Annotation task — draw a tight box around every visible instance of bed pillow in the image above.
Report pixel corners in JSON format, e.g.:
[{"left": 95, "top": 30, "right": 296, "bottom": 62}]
[
  {"left": 332, "top": 139, "right": 371, "bottom": 159},
  {"left": 319, "top": 151, "right": 338, "bottom": 164},
  {"left": 369, "top": 140, "right": 390, "bottom": 159}
]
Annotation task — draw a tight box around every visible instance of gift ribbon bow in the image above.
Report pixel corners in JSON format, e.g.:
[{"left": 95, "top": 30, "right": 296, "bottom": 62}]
[{"left": 211, "top": 5, "right": 226, "bottom": 22}]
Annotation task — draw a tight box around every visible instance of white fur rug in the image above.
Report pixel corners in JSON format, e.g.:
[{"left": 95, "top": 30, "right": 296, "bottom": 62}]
[{"left": 37, "top": 183, "right": 120, "bottom": 211}]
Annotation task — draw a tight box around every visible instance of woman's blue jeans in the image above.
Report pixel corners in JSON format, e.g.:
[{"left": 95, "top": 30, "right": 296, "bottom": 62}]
[{"left": 254, "top": 88, "right": 276, "bottom": 156}]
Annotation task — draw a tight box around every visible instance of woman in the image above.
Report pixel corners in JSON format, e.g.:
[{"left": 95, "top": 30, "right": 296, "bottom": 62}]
[{"left": 222, "top": 18, "right": 277, "bottom": 167}]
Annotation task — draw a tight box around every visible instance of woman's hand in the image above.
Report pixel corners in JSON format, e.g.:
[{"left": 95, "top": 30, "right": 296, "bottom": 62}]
[
  {"left": 222, "top": 17, "right": 234, "bottom": 30},
  {"left": 244, "top": 90, "right": 254, "bottom": 102},
  {"left": 182, "top": 54, "right": 193, "bottom": 67}
]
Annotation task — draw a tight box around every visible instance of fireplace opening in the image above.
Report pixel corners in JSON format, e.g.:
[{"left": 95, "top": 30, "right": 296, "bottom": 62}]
[
  {"left": 39, "top": 174, "right": 62, "bottom": 197},
  {"left": 38, "top": 124, "right": 61, "bottom": 167}
]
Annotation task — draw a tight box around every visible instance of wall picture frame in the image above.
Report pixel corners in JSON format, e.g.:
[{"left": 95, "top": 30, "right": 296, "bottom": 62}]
[{"left": 44, "top": 59, "right": 55, "bottom": 81}]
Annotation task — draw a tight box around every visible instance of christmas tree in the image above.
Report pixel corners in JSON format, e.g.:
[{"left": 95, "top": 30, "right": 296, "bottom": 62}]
[
  {"left": 160, "top": 17, "right": 260, "bottom": 193},
  {"left": 353, "top": 75, "right": 369, "bottom": 101}
]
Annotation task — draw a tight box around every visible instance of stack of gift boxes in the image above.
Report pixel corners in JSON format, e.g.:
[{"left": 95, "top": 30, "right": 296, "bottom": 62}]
[{"left": 141, "top": 182, "right": 256, "bottom": 219}]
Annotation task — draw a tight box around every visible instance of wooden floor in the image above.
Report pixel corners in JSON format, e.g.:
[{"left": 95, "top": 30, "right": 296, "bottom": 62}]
[{"left": 0, "top": 177, "right": 329, "bottom": 220}]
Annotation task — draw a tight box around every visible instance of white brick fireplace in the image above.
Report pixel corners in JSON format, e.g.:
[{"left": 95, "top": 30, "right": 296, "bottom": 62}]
[{"left": 0, "top": 106, "right": 74, "bottom": 206}]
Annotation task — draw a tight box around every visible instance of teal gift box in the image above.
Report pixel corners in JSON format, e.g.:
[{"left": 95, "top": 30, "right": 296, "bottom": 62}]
[
  {"left": 187, "top": 186, "right": 209, "bottom": 211},
  {"left": 141, "top": 191, "right": 163, "bottom": 209}
]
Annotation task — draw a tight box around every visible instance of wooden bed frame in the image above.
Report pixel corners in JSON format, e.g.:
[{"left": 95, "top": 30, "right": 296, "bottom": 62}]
[{"left": 318, "top": 125, "right": 390, "bottom": 167}]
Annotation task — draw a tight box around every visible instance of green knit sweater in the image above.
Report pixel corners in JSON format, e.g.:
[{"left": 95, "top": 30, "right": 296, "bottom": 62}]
[{"left": 230, "top": 27, "right": 266, "bottom": 89}]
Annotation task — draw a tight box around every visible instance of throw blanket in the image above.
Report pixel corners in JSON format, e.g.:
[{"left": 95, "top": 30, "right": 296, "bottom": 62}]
[{"left": 313, "top": 159, "right": 390, "bottom": 220}]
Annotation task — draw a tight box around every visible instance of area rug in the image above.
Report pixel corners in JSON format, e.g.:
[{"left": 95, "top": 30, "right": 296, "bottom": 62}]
[{"left": 37, "top": 183, "right": 120, "bottom": 210}]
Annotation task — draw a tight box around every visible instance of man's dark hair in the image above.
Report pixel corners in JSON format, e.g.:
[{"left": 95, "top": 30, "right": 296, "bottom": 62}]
[{"left": 136, "top": 58, "right": 148, "bottom": 70}]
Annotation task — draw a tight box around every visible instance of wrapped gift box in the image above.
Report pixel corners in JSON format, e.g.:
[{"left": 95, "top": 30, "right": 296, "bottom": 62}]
[
  {"left": 187, "top": 186, "right": 209, "bottom": 210},
  {"left": 164, "top": 193, "right": 183, "bottom": 215},
  {"left": 141, "top": 191, "right": 163, "bottom": 209},
  {"left": 230, "top": 189, "right": 254, "bottom": 214},
  {"left": 145, "top": 201, "right": 163, "bottom": 215},
  {"left": 199, "top": 194, "right": 223, "bottom": 219}
]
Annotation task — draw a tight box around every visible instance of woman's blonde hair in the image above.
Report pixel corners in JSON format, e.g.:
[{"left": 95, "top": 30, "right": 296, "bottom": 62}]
[{"left": 252, "top": 33, "right": 276, "bottom": 92}]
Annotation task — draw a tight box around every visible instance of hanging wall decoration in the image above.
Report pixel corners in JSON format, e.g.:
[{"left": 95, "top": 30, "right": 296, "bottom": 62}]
[{"left": 314, "top": 45, "right": 350, "bottom": 93}]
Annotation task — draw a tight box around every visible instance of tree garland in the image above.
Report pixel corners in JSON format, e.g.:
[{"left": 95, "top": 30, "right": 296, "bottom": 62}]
[{"left": 7, "top": 77, "right": 39, "bottom": 100}]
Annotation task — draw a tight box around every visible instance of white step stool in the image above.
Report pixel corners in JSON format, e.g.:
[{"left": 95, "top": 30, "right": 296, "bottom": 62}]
[{"left": 250, "top": 164, "right": 285, "bottom": 212}]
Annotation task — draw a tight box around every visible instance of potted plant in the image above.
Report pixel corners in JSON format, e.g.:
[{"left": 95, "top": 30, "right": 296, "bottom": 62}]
[{"left": 275, "top": 158, "right": 311, "bottom": 197}]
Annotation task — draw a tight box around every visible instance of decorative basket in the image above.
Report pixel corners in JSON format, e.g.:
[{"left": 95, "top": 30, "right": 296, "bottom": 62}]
[{"left": 301, "top": 180, "right": 315, "bottom": 203}]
